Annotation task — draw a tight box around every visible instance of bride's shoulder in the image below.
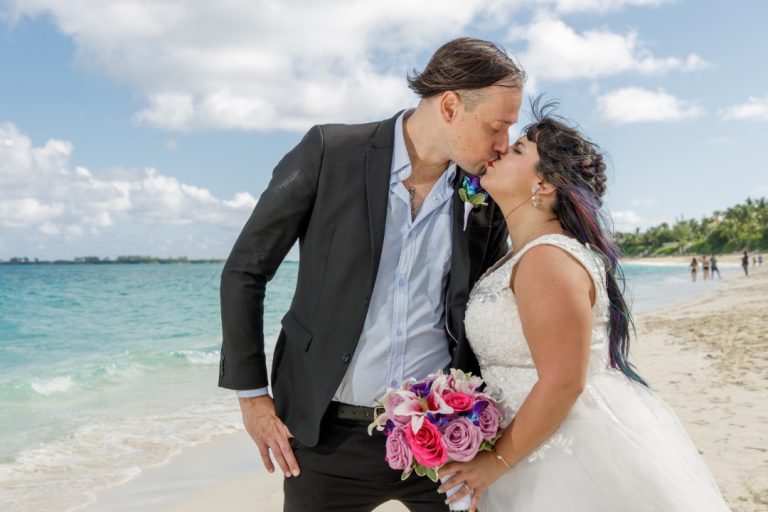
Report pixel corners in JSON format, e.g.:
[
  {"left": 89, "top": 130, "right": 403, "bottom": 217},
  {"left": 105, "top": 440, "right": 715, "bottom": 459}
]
[{"left": 512, "top": 237, "right": 594, "bottom": 293}]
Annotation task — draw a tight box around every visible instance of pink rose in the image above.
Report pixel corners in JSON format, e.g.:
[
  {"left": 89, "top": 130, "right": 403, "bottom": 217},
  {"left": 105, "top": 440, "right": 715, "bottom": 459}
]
[
  {"left": 442, "top": 392, "right": 474, "bottom": 413},
  {"left": 426, "top": 389, "right": 454, "bottom": 415},
  {"left": 385, "top": 427, "right": 413, "bottom": 470},
  {"left": 443, "top": 417, "right": 484, "bottom": 462},
  {"left": 478, "top": 402, "right": 502, "bottom": 440},
  {"left": 406, "top": 418, "right": 447, "bottom": 468}
]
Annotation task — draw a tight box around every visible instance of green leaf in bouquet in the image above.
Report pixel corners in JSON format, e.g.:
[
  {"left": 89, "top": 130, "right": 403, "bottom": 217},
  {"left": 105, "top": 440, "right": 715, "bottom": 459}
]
[
  {"left": 414, "top": 464, "right": 426, "bottom": 478},
  {"left": 458, "top": 188, "right": 469, "bottom": 202},
  {"left": 425, "top": 466, "right": 439, "bottom": 483}
]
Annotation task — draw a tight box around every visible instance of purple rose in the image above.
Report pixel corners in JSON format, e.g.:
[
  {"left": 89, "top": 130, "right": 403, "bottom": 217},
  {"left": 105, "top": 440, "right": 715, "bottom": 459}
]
[
  {"left": 385, "top": 427, "right": 413, "bottom": 470},
  {"left": 443, "top": 417, "right": 483, "bottom": 462},
  {"left": 477, "top": 401, "right": 502, "bottom": 440}
]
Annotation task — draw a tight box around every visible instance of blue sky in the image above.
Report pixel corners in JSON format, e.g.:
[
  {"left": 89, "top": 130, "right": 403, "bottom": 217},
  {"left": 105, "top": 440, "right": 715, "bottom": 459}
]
[{"left": 1, "top": 0, "right": 766, "bottom": 260}]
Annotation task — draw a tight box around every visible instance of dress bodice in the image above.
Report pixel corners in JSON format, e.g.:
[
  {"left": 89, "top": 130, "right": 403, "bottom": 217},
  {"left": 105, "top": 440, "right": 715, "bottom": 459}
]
[{"left": 465, "top": 234, "right": 612, "bottom": 424}]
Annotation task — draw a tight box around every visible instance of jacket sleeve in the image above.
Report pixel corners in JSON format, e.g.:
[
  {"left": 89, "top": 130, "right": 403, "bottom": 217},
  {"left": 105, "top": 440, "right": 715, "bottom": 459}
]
[{"left": 218, "top": 125, "right": 324, "bottom": 390}]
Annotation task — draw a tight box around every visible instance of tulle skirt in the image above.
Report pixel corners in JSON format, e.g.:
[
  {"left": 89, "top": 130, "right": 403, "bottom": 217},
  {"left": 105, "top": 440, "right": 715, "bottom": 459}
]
[{"left": 480, "top": 370, "right": 731, "bottom": 511}]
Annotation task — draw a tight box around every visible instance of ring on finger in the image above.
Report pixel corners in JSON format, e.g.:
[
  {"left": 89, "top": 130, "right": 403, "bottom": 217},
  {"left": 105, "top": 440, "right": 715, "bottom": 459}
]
[{"left": 464, "top": 483, "right": 473, "bottom": 493}]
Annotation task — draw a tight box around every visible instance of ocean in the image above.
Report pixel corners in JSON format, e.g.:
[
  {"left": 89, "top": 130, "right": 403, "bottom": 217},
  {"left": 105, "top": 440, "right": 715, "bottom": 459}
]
[{"left": 0, "top": 260, "right": 729, "bottom": 511}]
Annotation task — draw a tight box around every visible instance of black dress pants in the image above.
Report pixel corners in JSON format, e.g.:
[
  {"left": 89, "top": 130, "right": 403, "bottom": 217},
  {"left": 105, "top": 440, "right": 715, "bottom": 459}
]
[{"left": 283, "top": 412, "right": 448, "bottom": 512}]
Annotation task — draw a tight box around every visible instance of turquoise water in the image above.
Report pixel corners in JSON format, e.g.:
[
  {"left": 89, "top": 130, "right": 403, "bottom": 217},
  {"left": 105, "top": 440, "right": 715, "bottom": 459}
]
[
  {"left": 0, "top": 262, "right": 297, "bottom": 512},
  {"left": 0, "top": 260, "right": 726, "bottom": 511}
]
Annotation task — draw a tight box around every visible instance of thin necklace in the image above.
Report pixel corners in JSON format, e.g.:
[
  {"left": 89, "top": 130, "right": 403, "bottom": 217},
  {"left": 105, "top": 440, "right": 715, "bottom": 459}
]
[
  {"left": 510, "top": 219, "right": 560, "bottom": 255},
  {"left": 503, "top": 196, "right": 531, "bottom": 222}
]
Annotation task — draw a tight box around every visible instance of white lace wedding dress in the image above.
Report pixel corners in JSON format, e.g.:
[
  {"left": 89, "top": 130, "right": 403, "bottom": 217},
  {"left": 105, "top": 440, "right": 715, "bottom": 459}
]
[{"left": 465, "top": 234, "right": 731, "bottom": 511}]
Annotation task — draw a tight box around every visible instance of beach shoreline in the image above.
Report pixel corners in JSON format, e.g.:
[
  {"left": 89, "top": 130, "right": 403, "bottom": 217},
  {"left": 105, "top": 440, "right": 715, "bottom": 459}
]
[
  {"left": 75, "top": 266, "right": 768, "bottom": 512},
  {"left": 622, "top": 252, "right": 755, "bottom": 266}
]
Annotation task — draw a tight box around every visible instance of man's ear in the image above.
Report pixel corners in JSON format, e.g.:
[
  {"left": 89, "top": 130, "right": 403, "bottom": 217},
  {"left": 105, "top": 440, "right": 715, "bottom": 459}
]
[{"left": 439, "top": 91, "right": 461, "bottom": 123}]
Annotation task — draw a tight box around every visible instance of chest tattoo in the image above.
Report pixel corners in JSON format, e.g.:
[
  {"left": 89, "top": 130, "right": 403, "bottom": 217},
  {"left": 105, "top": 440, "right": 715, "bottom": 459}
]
[{"left": 407, "top": 185, "right": 423, "bottom": 220}]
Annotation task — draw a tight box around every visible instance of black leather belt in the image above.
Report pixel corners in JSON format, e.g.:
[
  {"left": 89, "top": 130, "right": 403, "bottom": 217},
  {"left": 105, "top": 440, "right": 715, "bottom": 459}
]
[{"left": 330, "top": 402, "right": 383, "bottom": 423}]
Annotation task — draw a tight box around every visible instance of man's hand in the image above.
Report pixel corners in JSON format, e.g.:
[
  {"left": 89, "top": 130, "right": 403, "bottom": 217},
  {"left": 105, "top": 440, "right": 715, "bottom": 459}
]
[{"left": 239, "top": 395, "right": 300, "bottom": 477}]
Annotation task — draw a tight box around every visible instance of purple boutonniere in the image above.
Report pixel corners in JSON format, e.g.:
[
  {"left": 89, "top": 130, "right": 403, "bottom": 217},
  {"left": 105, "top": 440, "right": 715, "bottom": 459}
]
[{"left": 458, "top": 176, "right": 488, "bottom": 231}]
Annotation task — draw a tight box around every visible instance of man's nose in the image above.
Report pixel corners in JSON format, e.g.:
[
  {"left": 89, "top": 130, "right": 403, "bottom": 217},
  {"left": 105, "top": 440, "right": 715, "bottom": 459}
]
[{"left": 494, "top": 132, "right": 510, "bottom": 154}]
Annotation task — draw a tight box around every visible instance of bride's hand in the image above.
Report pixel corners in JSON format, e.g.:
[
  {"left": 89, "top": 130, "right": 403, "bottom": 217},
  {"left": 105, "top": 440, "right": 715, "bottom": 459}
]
[{"left": 438, "top": 451, "right": 510, "bottom": 512}]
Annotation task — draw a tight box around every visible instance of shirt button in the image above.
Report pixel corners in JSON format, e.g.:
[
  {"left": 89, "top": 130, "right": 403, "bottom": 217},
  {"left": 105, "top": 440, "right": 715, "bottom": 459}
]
[
  {"left": 398, "top": 278, "right": 406, "bottom": 287},
  {"left": 396, "top": 329, "right": 403, "bottom": 336},
  {"left": 342, "top": 353, "right": 351, "bottom": 364},
  {"left": 390, "top": 380, "right": 398, "bottom": 388}
]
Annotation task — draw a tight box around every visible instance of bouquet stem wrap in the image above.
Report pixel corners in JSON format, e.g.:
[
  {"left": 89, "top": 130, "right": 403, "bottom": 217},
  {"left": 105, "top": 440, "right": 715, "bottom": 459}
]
[{"left": 440, "top": 471, "right": 471, "bottom": 511}]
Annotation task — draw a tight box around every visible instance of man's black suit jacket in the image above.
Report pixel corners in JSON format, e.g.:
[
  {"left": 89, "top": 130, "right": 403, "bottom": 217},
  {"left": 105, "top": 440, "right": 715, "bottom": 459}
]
[{"left": 219, "top": 112, "right": 509, "bottom": 447}]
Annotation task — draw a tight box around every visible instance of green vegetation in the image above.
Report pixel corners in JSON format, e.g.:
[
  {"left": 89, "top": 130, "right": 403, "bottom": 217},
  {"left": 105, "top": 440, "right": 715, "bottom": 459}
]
[
  {"left": 616, "top": 198, "right": 768, "bottom": 257},
  {"left": 0, "top": 256, "right": 224, "bottom": 265}
]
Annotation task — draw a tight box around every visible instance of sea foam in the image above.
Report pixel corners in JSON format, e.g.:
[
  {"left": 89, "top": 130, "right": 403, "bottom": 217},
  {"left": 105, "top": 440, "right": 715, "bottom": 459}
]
[{"left": 30, "top": 376, "right": 74, "bottom": 396}]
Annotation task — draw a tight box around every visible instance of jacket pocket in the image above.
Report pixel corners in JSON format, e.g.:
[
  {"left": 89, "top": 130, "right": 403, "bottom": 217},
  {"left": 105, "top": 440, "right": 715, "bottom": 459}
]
[{"left": 281, "top": 309, "right": 314, "bottom": 352}]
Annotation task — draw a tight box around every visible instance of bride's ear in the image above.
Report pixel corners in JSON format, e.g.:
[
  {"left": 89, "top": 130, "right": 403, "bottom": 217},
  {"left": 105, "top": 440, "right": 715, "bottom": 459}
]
[{"left": 534, "top": 180, "right": 556, "bottom": 197}]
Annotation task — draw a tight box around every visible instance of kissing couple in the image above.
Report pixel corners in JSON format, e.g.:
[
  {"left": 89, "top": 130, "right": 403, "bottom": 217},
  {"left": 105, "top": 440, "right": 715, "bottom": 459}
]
[{"left": 219, "top": 37, "right": 730, "bottom": 511}]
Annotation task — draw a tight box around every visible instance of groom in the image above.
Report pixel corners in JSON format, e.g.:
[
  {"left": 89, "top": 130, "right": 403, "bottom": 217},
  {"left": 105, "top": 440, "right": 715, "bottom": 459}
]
[{"left": 219, "top": 37, "right": 525, "bottom": 511}]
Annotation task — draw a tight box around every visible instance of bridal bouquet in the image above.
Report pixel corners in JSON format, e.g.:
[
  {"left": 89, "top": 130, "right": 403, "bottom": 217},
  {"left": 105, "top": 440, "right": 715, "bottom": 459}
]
[{"left": 368, "top": 369, "right": 503, "bottom": 511}]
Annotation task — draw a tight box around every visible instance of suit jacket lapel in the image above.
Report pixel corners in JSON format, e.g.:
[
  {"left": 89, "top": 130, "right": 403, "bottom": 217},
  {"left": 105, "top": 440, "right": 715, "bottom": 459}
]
[
  {"left": 448, "top": 170, "right": 471, "bottom": 312},
  {"left": 364, "top": 112, "right": 400, "bottom": 290}
]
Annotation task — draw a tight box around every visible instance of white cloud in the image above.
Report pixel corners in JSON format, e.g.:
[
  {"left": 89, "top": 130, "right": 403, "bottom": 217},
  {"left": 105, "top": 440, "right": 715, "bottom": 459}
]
[
  {"left": 3, "top": 1, "right": 699, "bottom": 132},
  {"left": 722, "top": 96, "right": 768, "bottom": 121},
  {"left": 508, "top": 14, "right": 707, "bottom": 86},
  {"left": 544, "top": 0, "right": 669, "bottom": 13},
  {"left": 610, "top": 209, "right": 654, "bottom": 232},
  {"left": 630, "top": 197, "right": 656, "bottom": 207},
  {"left": 0, "top": 122, "right": 257, "bottom": 245},
  {"left": 596, "top": 87, "right": 703, "bottom": 123},
  {"left": 4, "top": 0, "right": 484, "bottom": 132},
  {"left": 706, "top": 136, "right": 731, "bottom": 145}
]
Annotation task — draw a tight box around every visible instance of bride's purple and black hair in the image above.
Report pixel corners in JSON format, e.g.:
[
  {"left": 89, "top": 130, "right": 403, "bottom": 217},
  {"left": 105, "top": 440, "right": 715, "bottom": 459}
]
[{"left": 524, "top": 96, "right": 647, "bottom": 386}]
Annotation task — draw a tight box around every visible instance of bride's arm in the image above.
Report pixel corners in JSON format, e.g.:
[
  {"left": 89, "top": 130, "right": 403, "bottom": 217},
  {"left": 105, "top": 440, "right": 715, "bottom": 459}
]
[
  {"left": 492, "top": 243, "right": 594, "bottom": 467},
  {"left": 439, "top": 244, "right": 594, "bottom": 510}
]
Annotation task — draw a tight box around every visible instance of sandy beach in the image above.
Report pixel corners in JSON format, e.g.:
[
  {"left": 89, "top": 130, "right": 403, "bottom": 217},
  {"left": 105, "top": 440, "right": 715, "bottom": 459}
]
[{"left": 83, "top": 266, "right": 767, "bottom": 512}]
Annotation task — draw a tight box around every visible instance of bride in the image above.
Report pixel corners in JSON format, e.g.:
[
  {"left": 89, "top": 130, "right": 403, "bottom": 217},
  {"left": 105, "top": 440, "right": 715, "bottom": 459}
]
[{"left": 437, "top": 99, "right": 731, "bottom": 511}]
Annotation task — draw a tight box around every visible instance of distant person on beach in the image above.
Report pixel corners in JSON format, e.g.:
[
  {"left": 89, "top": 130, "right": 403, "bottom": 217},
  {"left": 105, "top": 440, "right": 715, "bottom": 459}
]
[
  {"left": 701, "top": 255, "right": 710, "bottom": 281},
  {"left": 742, "top": 251, "right": 749, "bottom": 276},
  {"left": 690, "top": 257, "right": 698, "bottom": 282},
  {"left": 710, "top": 255, "right": 721, "bottom": 279},
  {"left": 753, "top": 256, "right": 757, "bottom": 267},
  {"left": 759, "top": 254, "right": 764, "bottom": 267},
  {"left": 219, "top": 37, "right": 524, "bottom": 511},
  {"left": 437, "top": 100, "right": 731, "bottom": 511}
]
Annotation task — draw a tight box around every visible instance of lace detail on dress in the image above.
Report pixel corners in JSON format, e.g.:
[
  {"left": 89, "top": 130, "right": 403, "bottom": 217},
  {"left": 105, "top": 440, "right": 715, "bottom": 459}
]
[{"left": 527, "top": 431, "right": 575, "bottom": 462}]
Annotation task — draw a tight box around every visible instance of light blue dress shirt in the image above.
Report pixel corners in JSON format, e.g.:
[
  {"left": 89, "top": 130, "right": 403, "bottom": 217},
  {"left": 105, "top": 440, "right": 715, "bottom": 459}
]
[{"left": 237, "top": 110, "right": 455, "bottom": 405}]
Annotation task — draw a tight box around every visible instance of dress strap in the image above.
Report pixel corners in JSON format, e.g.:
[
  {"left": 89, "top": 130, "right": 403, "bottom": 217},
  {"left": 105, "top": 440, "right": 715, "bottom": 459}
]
[{"left": 509, "top": 234, "right": 608, "bottom": 306}]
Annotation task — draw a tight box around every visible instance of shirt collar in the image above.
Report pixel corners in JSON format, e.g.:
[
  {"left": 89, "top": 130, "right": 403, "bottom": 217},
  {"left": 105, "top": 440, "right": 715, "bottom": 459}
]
[{"left": 391, "top": 109, "right": 457, "bottom": 185}]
